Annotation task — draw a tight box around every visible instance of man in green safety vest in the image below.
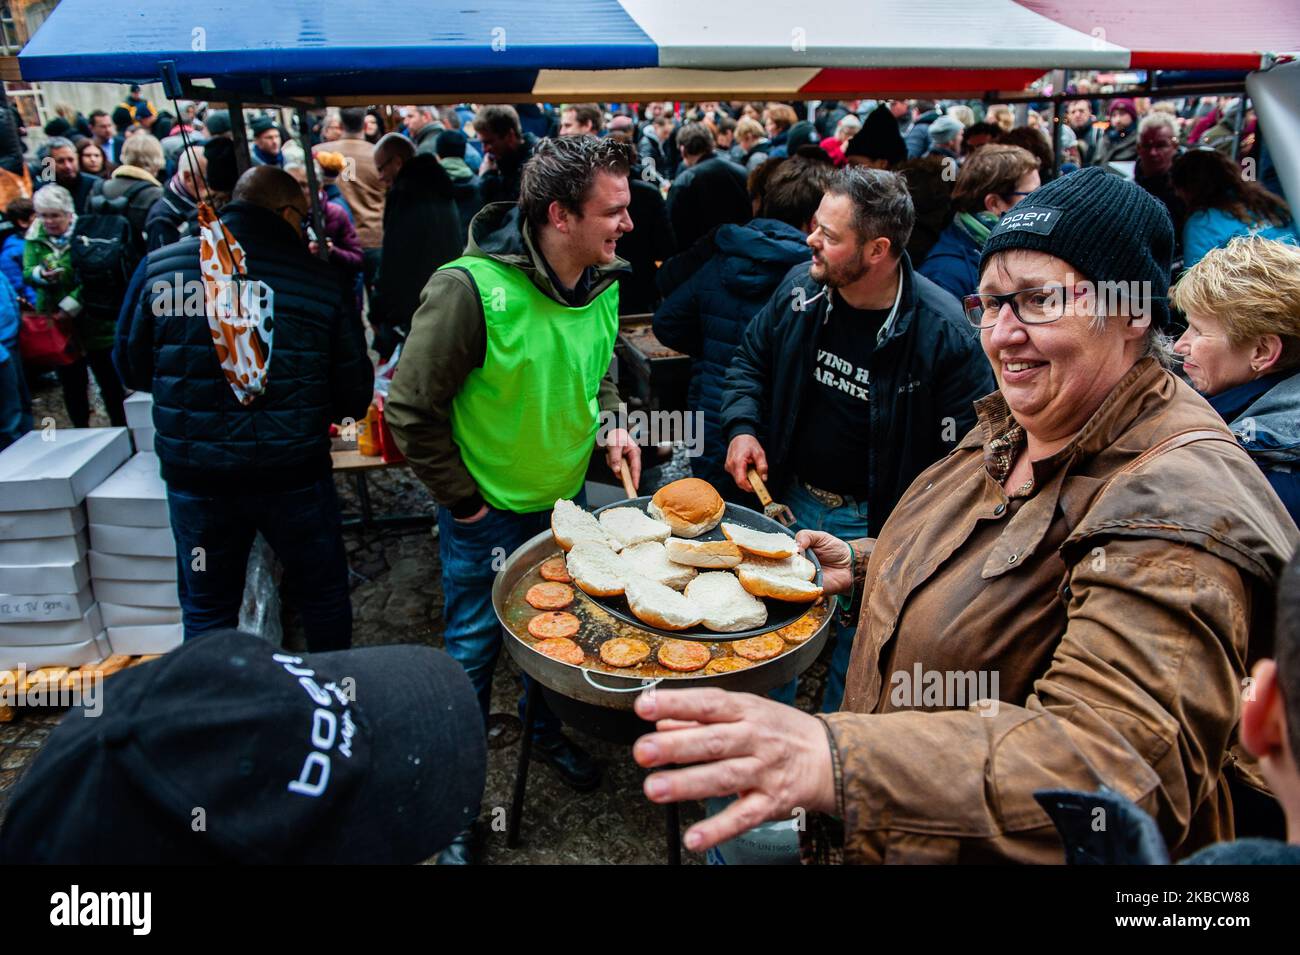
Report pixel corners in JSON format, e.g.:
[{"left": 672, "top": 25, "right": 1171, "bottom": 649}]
[{"left": 387, "top": 135, "right": 640, "bottom": 864}]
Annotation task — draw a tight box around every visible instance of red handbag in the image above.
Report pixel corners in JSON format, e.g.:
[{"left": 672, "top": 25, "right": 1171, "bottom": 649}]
[{"left": 18, "top": 312, "right": 81, "bottom": 368}]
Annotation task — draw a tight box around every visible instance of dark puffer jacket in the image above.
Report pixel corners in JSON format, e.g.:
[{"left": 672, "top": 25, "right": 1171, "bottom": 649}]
[
  {"left": 114, "top": 201, "right": 373, "bottom": 493},
  {"left": 719, "top": 255, "right": 995, "bottom": 535},
  {"left": 652, "top": 218, "right": 810, "bottom": 494}
]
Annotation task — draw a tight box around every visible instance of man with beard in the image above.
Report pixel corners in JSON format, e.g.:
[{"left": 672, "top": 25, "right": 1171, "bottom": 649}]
[{"left": 720, "top": 166, "right": 993, "bottom": 711}]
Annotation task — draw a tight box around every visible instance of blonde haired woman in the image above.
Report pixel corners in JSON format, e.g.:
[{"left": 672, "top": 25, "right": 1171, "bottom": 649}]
[{"left": 1173, "top": 235, "right": 1300, "bottom": 524}]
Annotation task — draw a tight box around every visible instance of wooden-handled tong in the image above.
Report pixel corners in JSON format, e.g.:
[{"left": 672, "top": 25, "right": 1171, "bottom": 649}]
[
  {"left": 616, "top": 461, "right": 638, "bottom": 499},
  {"left": 747, "top": 469, "right": 796, "bottom": 527}
]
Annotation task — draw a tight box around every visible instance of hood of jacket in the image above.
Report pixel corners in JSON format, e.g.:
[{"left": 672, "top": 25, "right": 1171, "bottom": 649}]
[
  {"left": 465, "top": 200, "right": 629, "bottom": 307},
  {"left": 712, "top": 217, "right": 811, "bottom": 296},
  {"left": 110, "top": 165, "right": 162, "bottom": 187},
  {"left": 1211, "top": 369, "right": 1300, "bottom": 465},
  {"left": 438, "top": 156, "right": 474, "bottom": 182}
]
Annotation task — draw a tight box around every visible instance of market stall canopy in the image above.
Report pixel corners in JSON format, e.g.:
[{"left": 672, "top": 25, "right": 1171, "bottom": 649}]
[{"left": 17, "top": 0, "right": 1300, "bottom": 102}]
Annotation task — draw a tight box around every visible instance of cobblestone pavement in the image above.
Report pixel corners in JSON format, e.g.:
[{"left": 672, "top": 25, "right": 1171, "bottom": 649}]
[{"left": 1, "top": 373, "right": 833, "bottom": 864}]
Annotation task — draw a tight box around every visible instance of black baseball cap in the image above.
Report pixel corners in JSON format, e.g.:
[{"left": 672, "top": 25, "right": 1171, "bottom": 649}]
[{"left": 0, "top": 630, "right": 485, "bottom": 864}]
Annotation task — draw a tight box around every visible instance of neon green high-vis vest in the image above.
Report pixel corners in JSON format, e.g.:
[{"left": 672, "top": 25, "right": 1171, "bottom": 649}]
[{"left": 447, "top": 255, "right": 619, "bottom": 513}]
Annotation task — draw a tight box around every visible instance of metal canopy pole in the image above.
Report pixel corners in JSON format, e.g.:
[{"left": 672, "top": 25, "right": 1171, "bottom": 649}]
[
  {"left": 296, "top": 106, "right": 329, "bottom": 261},
  {"left": 1231, "top": 96, "right": 1248, "bottom": 161},
  {"left": 227, "top": 97, "right": 251, "bottom": 175}
]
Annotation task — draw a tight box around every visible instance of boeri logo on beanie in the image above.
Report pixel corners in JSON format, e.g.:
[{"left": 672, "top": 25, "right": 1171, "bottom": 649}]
[{"left": 990, "top": 206, "right": 1061, "bottom": 238}]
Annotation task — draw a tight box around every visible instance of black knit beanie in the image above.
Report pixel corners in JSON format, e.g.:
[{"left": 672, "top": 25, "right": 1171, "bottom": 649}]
[{"left": 979, "top": 167, "right": 1175, "bottom": 329}]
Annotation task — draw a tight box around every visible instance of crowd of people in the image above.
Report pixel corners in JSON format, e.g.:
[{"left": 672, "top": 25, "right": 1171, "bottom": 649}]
[{"left": 0, "top": 86, "right": 1298, "bottom": 867}]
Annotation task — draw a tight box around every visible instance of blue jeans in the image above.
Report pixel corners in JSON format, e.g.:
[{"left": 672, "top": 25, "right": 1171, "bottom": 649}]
[
  {"left": 167, "top": 475, "right": 352, "bottom": 651},
  {"left": 782, "top": 481, "right": 870, "bottom": 713},
  {"left": 437, "top": 500, "right": 572, "bottom": 737}
]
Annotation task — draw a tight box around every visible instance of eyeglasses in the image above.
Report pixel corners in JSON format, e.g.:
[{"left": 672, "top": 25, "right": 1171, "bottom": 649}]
[{"left": 962, "top": 285, "right": 1070, "bottom": 329}]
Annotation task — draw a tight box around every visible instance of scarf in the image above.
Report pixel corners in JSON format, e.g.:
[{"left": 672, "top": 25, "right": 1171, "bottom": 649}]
[
  {"left": 197, "top": 202, "right": 273, "bottom": 405},
  {"left": 953, "top": 211, "right": 998, "bottom": 249}
]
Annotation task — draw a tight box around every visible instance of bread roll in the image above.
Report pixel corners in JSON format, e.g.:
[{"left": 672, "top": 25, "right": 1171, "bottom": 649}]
[
  {"left": 664, "top": 538, "right": 743, "bottom": 569},
  {"left": 598, "top": 506, "right": 671, "bottom": 547},
  {"left": 647, "top": 478, "right": 725, "bottom": 538},
  {"left": 720, "top": 521, "right": 798, "bottom": 559},
  {"left": 684, "top": 572, "right": 768, "bottom": 632},
  {"left": 565, "top": 542, "right": 627, "bottom": 597},
  {"left": 551, "top": 499, "right": 622, "bottom": 552},
  {"left": 620, "top": 541, "right": 697, "bottom": 590},
  {"left": 736, "top": 566, "right": 823, "bottom": 602},
  {"left": 624, "top": 577, "right": 705, "bottom": 631},
  {"left": 738, "top": 552, "right": 817, "bottom": 582}
]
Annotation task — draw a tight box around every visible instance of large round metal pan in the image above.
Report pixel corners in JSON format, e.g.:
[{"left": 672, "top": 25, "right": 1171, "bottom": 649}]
[
  {"left": 494, "top": 530, "right": 834, "bottom": 711},
  {"left": 583, "top": 496, "right": 821, "bottom": 641}
]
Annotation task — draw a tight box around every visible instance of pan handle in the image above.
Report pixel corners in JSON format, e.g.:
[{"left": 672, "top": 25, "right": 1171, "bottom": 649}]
[{"left": 582, "top": 670, "right": 664, "bottom": 693}]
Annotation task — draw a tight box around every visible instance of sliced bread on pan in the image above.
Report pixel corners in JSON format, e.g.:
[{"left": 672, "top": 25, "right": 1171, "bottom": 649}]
[
  {"left": 552, "top": 499, "right": 622, "bottom": 552},
  {"left": 624, "top": 577, "right": 705, "bottom": 631},
  {"left": 620, "top": 541, "right": 697, "bottom": 590},
  {"left": 565, "top": 542, "right": 628, "bottom": 597},
  {"left": 738, "top": 552, "right": 817, "bottom": 582},
  {"left": 736, "top": 566, "right": 823, "bottom": 602},
  {"left": 684, "top": 572, "right": 768, "bottom": 632},
  {"left": 720, "top": 521, "right": 798, "bottom": 559},
  {"left": 598, "top": 506, "right": 671, "bottom": 547},
  {"left": 664, "top": 538, "right": 743, "bottom": 569}
]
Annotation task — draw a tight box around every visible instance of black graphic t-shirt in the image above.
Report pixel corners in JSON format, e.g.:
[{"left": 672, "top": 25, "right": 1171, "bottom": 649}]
[{"left": 789, "top": 292, "right": 890, "bottom": 499}]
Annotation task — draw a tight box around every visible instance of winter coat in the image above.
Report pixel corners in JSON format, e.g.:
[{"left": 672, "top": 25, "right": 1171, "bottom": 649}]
[
  {"left": 114, "top": 201, "right": 373, "bottom": 493},
  {"left": 1093, "top": 126, "right": 1138, "bottom": 166},
  {"left": 439, "top": 156, "right": 483, "bottom": 241},
  {"left": 22, "top": 220, "right": 95, "bottom": 346},
  {"left": 1182, "top": 206, "right": 1299, "bottom": 268},
  {"left": 479, "top": 132, "right": 538, "bottom": 206},
  {"left": 918, "top": 219, "right": 982, "bottom": 300},
  {"left": 144, "top": 179, "right": 199, "bottom": 252},
  {"left": 372, "top": 154, "right": 464, "bottom": 336},
  {"left": 820, "top": 358, "right": 1298, "bottom": 863},
  {"left": 719, "top": 255, "right": 994, "bottom": 534},
  {"left": 1207, "top": 369, "right": 1300, "bottom": 528},
  {"left": 0, "top": 231, "right": 35, "bottom": 304},
  {"left": 88, "top": 165, "right": 163, "bottom": 254},
  {"left": 653, "top": 218, "right": 810, "bottom": 492}
]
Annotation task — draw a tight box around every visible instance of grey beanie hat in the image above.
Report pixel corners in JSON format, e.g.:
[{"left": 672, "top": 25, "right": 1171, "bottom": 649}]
[{"left": 928, "top": 115, "right": 963, "bottom": 145}]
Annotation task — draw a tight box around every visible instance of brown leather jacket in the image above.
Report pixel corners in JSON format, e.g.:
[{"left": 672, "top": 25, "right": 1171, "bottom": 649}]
[{"left": 819, "top": 358, "right": 1299, "bottom": 864}]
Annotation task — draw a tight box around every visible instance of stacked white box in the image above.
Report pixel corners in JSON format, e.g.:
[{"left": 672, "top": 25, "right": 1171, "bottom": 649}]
[
  {"left": 0, "top": 428, "right": 129, "bottom": 669},
  {"left": 124, "top": 392, "right": 155, "bottom": 454},
  {"left": 86, "top": 452, "right": 182, "bottom": 656}
]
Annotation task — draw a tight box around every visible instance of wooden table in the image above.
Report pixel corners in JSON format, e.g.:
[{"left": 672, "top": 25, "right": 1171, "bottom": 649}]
[{"left": 331, "top": 448, "right": 434, "bottom": 533}]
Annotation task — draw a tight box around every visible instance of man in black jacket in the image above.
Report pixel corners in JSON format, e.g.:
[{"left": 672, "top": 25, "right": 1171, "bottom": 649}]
[
  {"left": 144, "top": 144, "right": 207, "bottom": 251},
  {"left": 720, "top": 166, "right": 994, "bottom": 711},
  {"left": 474, "top": 105, "right": 537, "bottom": 206},
  {"left": 115, "top": 166, "right": 374, "bottom": 651},
  {"left": 39, "top": 137, "right": 98, "bottom": 214},
  {"left": 371, "top": 133, "right": 463, "bottom": 360},
  {"left": 665, "top": 123, "right": 751, "bottom": 253}
]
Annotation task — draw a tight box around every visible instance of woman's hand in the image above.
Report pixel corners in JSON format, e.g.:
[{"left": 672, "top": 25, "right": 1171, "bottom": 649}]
[
  {"left": 796, "top": 530, "right": 854, "bottom": 597},
  {"left": 633, "top": 688, "right": 838, "bottom": 852}
]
